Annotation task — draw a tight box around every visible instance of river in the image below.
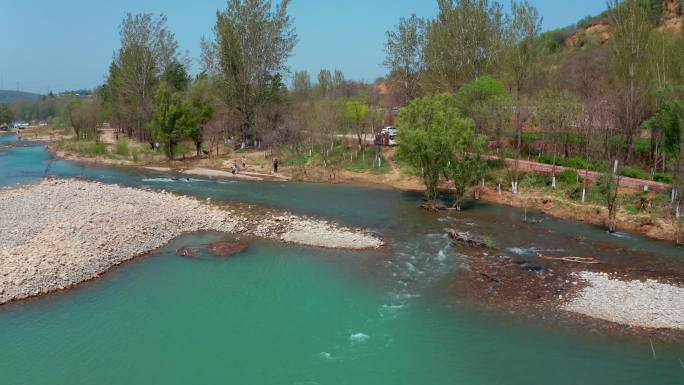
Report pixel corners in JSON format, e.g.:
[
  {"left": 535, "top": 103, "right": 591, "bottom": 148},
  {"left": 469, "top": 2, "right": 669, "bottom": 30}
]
[{"left": 0, "top": 132, "right": 682, "bottom": 384}]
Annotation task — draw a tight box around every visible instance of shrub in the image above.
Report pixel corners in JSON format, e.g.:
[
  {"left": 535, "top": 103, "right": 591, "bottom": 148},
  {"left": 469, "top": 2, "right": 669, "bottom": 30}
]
[
  {"left": 521, "top": 132, "right": 541, "bottom": 142},
  {"left": 558, "top": 169, "right": 579, "bottom": 185},
  {"left": 114, "top": 140, "right": 130, "bottom": 157},
  {"left": 81, "top": 142, "right": 107, "bottom": 156},
  {"left": 566, "top": 185, "right": 582, "bottom": 200},
  {"left": 565, "top": 156, "right": 589, "bottom": 170},
  {"left": 634, "top": 137, "right": 650, "bottom": 154},
  {"left": 486, "top": 159, "right": 506, "bottom": 169},
  {"left": 520, "top": 174, "right": 548, "bottom": 188},
  {"left": 621, "top": 166, "right": 650, "bottom": 180},
  {"left": 653, "top": 172, "right": 672, "bottom": 183},
  {"left": 536, "top": 153, "right": 557, "bottom": 165}
]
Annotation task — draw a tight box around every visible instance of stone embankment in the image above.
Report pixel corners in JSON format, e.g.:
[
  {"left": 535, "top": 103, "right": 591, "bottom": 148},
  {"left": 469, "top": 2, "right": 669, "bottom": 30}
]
[
  {"left": 485, "top": 156, "right": 671, "bottom": 192},
  {"left": 0, "top": 179, "right": 383, "bottom": 304}
]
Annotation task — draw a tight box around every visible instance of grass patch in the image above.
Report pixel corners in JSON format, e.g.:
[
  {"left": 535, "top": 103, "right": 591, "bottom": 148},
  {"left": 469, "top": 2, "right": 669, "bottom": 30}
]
[
  {"left": 55, "top": 139, "right": 107, "bottom": 157},
  {"left": 345, "top": 151, "right": 391, "bottom": 174},
  {"left": 114, "top": 139, "right": 130, "bottom": 157}
]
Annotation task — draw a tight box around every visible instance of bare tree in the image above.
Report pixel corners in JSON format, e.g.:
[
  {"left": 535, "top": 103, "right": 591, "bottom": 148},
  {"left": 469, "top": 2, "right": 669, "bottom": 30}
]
[
  {"left": 504, "top": 0, "right": 542, "bottom": 150},
  {"left": 608, "top": 0, "right": 652, "bottom": 163},
  {"left": 202, "top": 0, "right": 297, "bottom": 146},
  {"left": 535, "top": 89, "right": 580, "bottom": 188},
  {"left": 383, "top": 14, "right": 426, "bottom": 105},
  {"left": 423, "top": 0, "right": 506, "bottom": 91}
]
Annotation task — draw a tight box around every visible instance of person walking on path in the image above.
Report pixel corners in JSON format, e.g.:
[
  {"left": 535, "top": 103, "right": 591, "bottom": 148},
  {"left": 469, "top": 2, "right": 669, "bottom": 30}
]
[
  {"left": 231, "top": 160, "right": 239, "bottom": 175},
  {"left": 272, "top": 158, "right": 279, "bottom": 173}
]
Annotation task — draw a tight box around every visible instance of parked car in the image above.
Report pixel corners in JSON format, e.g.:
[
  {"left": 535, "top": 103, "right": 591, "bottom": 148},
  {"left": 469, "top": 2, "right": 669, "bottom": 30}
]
[{"left": 375, "top": 126, "right": 398, "bottom": 146}]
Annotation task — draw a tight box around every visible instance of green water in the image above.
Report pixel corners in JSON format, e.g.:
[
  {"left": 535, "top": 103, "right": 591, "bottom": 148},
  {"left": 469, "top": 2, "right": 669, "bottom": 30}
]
[{"left": 0, "top": 134, "right": 683, "bottom": 384}]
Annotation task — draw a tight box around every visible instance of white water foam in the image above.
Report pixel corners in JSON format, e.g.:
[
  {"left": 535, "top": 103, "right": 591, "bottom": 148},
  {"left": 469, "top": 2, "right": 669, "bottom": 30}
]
[
  {"left": 507, "top": 246, "right": 566, "bottom": 256},
  {"left": 141, "top": 177, "right": 176, "bottom": 183},
  {"left": 507, "top": 247, "right": 537, "bottom": 255},
  {"left": 350, "top": 332, "right": 369, "bottom": 344},
  {"left": 436, "top": 249, "right": 447, "bottom": 262},
  {"left": 608, "top": 231, "right": 633, "bottom": 239},
  {"left": 378, "top": 303, "right": 405, "bottom": 319}
]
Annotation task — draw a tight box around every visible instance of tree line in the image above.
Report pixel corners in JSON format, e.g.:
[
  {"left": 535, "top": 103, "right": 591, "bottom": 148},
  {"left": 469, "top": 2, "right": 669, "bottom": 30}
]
[
  {"left": 382, "top": 0, "right": 684, "bottom": 241},
  {"left": 22, "top": 0, "right": 684, "bottom": 241}
]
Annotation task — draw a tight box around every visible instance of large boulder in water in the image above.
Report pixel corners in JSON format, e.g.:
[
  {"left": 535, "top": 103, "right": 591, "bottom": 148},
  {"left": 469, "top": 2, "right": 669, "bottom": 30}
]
[
  {"left": 207, "top": 241, "right": 248, "bottom": 257},
  {"left": 448, "top": 230, "right": 489, "bottom": 248}
]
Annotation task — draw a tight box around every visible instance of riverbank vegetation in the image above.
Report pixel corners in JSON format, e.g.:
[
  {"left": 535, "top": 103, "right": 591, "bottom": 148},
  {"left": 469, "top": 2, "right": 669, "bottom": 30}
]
[{"left": 14, "top": 0, "right": 684, "bottom": 244}]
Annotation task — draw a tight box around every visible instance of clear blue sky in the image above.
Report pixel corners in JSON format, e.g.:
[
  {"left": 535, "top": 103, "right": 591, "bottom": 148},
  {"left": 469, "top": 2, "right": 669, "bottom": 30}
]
[{"left": 2, "top": 0, "right": 608, "bottom": 94}]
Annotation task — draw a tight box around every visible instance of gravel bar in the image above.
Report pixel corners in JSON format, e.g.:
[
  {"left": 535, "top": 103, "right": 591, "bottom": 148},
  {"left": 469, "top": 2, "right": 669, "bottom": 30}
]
[
  {"left": 563, "top": 271, "right": 684, "bottom": 330},
  {"left": 0, "top": 179, "right": 383, "bottom": 304}
]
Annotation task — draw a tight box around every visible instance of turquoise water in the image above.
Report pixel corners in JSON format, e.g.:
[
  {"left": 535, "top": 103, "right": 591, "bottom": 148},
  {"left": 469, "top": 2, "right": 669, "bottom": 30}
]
[
  {"left": 0, "top": 134, "right": 683, "bottom": 384},
  {"left": 0, "top": 132, "right": 16, "bottom": 144}
]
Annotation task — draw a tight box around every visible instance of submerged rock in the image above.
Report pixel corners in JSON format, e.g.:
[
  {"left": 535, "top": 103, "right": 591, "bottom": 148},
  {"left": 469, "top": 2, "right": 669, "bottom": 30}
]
[
  {"left": 421, "top": 200, "right": 447, "bottom": 212},
  {"left": 207, "top": 241, "right": 248, "bottom": 257},
  {"left": 176, "top": 247, "right": 200, "bottom": 258}
]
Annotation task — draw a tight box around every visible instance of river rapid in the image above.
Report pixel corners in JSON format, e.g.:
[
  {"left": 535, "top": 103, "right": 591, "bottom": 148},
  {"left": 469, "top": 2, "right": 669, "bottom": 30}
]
[{"left": 0, "top": 132, "right": 682, "bottom": 385}]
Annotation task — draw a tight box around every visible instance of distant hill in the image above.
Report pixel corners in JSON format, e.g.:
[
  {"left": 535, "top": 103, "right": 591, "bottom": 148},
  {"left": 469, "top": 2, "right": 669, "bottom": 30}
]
[
  {"left": 0, "top": 90, "right": 43, "bottom": 103},
  {"left": 542, "top": 0, "right": 683, "bottom": 52}
]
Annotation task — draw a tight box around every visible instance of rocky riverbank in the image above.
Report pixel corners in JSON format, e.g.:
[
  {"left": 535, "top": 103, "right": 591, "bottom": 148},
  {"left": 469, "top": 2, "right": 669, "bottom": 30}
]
[
  {"left": 49, "top": 142, "right": 679, "bottom": 244},
  {"left": 448, "top": 234, "right": 684, "bottom": 340},
  {"left": 564, "top": 271, "right": 684, "bottom": 330},
  {"left": 0, "top": 179, "right": 383, "bottom": 305}
]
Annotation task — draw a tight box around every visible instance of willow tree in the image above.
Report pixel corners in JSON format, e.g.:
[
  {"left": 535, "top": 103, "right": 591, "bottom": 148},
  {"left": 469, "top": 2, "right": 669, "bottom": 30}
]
[
  {"left": 341, "top": 96, "right": 369, "bottom": 149},
  {"left": 398, "top": 93, "right": 474, "bottom": 202},
  {"left": 447, "top": 133, "right": 486, "bottom": 210},
  {"left": 150, "top": 83, "right": 191, "bottom": 159},
  {"left": 455, "top": 75, "right": 510, "bottom": 139},
  {"left": 202, "top": 0, "right": 297, "bottom": 145},
  {"left": 423, "top": 0, "right": 505, "bottom": 92},
  {"left": 64, "top": 98, "right": 100, "bottom": 140},
  {"left": 185, "top": 77, "right": 216, "bottom": 157},
  {"left": 106, "top": 13, "right": 179, "bottom": 144}
]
